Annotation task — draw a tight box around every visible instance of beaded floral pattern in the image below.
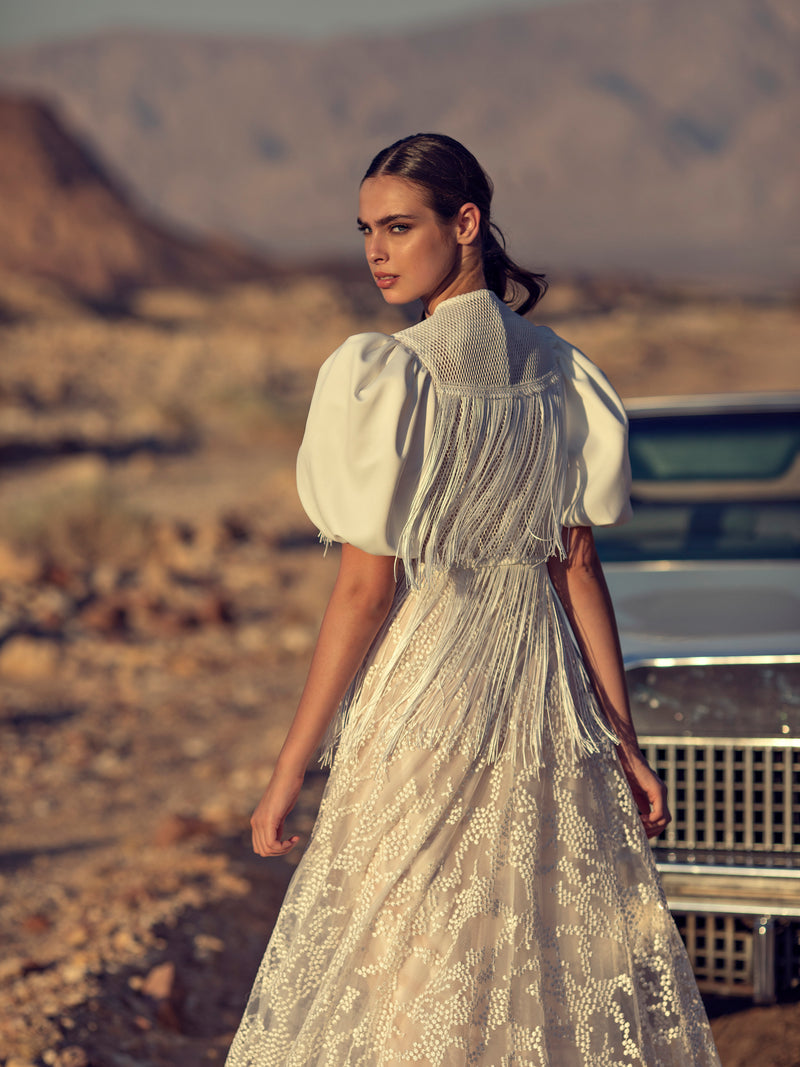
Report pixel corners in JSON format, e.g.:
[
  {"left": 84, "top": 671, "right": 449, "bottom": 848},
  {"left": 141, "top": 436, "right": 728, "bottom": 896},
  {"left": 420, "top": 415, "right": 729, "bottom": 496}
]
[{"left": 226, "top": 595, "right": 720, "bottom": 1066}]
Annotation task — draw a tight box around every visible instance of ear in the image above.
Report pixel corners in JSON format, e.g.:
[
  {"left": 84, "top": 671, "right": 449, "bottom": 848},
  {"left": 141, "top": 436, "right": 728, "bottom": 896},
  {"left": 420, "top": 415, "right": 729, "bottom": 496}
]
[{"left": 455, "top": 202, "right": 481, "bottom": 246}]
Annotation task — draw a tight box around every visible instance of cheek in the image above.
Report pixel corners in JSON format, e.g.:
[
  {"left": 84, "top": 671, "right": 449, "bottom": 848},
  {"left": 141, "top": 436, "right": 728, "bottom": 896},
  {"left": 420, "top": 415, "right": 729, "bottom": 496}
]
[{"left": 416, "top": 232, "right": 452, "bottom": 270}]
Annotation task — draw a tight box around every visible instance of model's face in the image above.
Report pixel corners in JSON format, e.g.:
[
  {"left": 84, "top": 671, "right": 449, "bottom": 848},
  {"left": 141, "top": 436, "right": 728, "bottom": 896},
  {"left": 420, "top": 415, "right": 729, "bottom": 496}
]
[{"left": 358, "top": 175, "right": 463, "bottom": 313}]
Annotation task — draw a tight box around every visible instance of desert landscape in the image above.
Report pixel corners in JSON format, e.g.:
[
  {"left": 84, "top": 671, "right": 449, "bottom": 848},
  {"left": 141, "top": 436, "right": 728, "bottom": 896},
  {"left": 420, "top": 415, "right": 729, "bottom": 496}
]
[
  {"left": 0, "top": 260, "right": 799, "bottom": 1067},
  {"left": 0, "top": 10, "right": 799, "bottom": 1055},
  {"left": 1, "top": 0, "right": 797, "bottom": 281}
]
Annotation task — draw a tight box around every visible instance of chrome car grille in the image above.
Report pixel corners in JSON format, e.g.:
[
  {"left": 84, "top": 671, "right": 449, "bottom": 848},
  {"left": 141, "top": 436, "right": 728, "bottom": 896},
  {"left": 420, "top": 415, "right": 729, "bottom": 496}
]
[
  {"left": 628, "top": 660, "right": 800, "bottom": 997},
  {"left": 640, "top": 737, "right": 800, "bottom": 859},
  {"left": 672, "top": 913, "right": 800, "bottom": 996}
]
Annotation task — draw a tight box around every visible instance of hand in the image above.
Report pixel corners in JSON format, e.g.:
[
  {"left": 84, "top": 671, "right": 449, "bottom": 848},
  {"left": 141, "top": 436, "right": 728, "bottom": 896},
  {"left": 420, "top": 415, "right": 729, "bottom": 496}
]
[
  {"left": 250, "top": 765, "right": 305, "bottom": 857},
  {"left": 617, "top": 748, "right": 671, "bottom": 839}
]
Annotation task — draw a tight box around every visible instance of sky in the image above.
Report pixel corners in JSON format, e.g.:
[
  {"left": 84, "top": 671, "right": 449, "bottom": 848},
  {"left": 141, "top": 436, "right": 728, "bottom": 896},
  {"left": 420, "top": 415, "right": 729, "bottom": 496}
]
[{"left": 0, "top": 0, "right": 584, "bottom": 46}]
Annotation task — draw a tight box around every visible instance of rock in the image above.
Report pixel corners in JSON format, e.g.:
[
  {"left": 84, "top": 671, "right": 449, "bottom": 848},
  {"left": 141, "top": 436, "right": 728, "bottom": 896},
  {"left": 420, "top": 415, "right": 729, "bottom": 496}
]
[
  {"left": 59, "top": 955, "right": 90, "bottom": 984},
  {"left": 142, "top": 961, "right": 175, "bottom": 1001},
  {"left": 182, "top": 736, "right": 210, "bottom": 759},
  {"left": 21, "top": 913, "right": 52, "bottom": 935},
  {"left": 168, "top": 653, "right": 202, "bottom": 678},
  {"left": 79, "top": 594, "right": 128, "bottom": 634},
  {"left": 235, "top": 623, "right": 269, "bottom": 652},
  {"left": 54, "top": 1048, "right": 89, "bottom": 1067},
  {"left": 65, "top": 926, "right": 90, "bottom": 948},
  {"left": 28, "top": 587, "right": 73, "bottom": 630},
  {"left": 0, "top": 635, "right": 61, "bottom": 679},
  {"left": 194, "top": 517, "right": 228, "bottom": 559},
  {"left": 194, "top": 592, "right": 233, "bottom": 626},
  {"left": 41, "top": 561, "right": 87, "bottom": 596},
  {"left": 57, "top": 455, "right": 110, "bottom": 487},
  {"left": 141, "top": 960, "right": 182, "bottom": 1031},
  {"left": 152, "top": 814, "right": 215, "bottom": 847},
  {"left": 192, "top": 933, "right": 224, "bottom": 960},
  {"left": 111, "top": 928, "right": 139, "bottom": 953},
  {"left": 0, "top": 956, "right": 28, "bottom": 981},
  {"left": 91, "top": 750, "right": 125, "bottom": 779},
  {"left": 279, "top": 624, "right": 314, "bottom": 654},
  {"left": 221, "top": 512, "right": 251, "bottom": 544},
  {"left": 0, "top": 539, "right": 42, "bottom": 584},
  {"left": 90, "top": 562, "right": 121, "bottom": 595}
]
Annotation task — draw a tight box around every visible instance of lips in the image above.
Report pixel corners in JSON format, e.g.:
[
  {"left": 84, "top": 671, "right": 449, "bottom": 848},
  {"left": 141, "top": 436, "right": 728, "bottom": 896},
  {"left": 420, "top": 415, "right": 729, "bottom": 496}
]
[{"left": 374, "top": 273, "right": 398, "bottom": 289}]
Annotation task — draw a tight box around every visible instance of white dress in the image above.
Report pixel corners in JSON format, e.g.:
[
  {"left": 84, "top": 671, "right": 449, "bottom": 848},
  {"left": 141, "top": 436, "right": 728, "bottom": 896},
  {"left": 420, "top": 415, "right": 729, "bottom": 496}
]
[{"left": 226, "top": 290, "right": 721, "bottom": 1066}]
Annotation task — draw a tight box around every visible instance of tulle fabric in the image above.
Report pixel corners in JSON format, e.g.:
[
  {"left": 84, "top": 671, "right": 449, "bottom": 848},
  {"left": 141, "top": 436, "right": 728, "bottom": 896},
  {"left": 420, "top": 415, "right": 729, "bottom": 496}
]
[{"left": 226, "top": 584, "right": 720, "bottom": 1067}]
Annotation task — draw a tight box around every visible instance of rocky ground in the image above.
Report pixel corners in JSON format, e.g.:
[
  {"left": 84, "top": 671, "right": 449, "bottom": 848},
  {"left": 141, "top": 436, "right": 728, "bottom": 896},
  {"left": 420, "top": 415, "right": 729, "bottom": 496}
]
[{"left": 0, "top": 271, "right": 798, "bottom": 1067}]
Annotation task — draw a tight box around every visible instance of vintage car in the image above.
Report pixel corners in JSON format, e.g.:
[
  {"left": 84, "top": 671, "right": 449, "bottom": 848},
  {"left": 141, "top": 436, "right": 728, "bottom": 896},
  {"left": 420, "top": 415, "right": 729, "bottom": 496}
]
[{"left": 594, "top": 391, "right": 800, "bottom": 1003}]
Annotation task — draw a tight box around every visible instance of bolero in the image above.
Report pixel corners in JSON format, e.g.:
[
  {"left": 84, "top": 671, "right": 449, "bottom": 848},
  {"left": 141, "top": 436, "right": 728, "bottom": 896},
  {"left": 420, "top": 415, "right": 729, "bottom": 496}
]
[{"left": 296, "top": 291, "right": 631, "bottom": 559}]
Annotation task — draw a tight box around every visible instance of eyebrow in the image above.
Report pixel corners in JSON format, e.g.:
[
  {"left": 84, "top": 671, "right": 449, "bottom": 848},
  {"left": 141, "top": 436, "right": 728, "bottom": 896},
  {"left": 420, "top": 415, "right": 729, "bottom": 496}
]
[{"left": 356, "top": 213, "right": 419, "bottom": 227}]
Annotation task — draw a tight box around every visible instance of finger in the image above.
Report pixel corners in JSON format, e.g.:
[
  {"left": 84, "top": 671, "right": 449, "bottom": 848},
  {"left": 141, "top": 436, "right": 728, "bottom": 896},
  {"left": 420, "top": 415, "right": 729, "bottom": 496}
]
[
  {"left": 644, "top": 775, "right": 668, "bottom": 814},
  {"left": 261, "top": 837, "right": 299, "bottom": 857},
  {"left": 641, "top": 808, "right": 671, "bottom": 838},
  {"left": 648, "top": 795, "right": 667, "bottom": 825},
  {"left": 634, "top": 783, "right": 670, "bottom": 836},
  {"left": 252, "top": 823, "right": 299, "bottom": 857},
  {"left": 646, "top": 821, "right": 669, "bottom": 838}
]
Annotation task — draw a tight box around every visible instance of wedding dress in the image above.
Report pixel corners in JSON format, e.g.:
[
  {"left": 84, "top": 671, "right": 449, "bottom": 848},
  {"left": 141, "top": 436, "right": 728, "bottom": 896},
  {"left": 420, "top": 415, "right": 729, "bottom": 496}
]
[{"left": 225, "top": 289, "right": 720, "bottom": 1066}]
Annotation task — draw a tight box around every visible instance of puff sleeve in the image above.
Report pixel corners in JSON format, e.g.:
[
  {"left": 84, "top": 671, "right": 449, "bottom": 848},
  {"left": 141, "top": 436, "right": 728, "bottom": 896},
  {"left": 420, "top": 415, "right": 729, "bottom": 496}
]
[
  {"left": 296, "top": 332, "right": 436, "bottom": 556},
  {"left": 555, "top": 339, "right": 633, "bottom": 528}
]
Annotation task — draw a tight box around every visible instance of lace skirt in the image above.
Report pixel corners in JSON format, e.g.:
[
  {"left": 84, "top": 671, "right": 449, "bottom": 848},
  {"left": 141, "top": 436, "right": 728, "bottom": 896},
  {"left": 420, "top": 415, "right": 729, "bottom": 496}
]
[{"left": 225, "top": 583, "right": 721, "bottom": 1066}]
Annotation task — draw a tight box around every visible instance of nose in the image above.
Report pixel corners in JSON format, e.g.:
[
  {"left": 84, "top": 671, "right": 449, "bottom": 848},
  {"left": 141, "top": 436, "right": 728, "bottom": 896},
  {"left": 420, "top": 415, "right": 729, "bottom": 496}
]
[{"left": 366, "top": 234, "right": 387, "bottom": 264}]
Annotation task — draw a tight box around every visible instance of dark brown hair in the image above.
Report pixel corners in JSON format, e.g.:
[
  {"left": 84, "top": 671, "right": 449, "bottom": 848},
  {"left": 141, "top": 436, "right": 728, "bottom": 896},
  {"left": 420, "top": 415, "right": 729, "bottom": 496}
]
[{"left": 362, "top": 133, "right": 547, "bottom": 315}]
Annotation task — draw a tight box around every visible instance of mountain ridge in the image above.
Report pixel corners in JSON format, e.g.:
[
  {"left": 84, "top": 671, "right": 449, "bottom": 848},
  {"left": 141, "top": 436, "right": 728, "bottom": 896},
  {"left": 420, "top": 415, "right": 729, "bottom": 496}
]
[
  {"left": 0, "top": 94, "right": 272, "bottom": 303},
  {"left": 1, "top": 0, "right": 797, "bottom": 285}
]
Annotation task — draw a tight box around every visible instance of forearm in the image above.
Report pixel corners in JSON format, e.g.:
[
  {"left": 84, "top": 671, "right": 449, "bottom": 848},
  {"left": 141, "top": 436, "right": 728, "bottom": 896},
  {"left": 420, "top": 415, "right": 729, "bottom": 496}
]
[
  {"left": 275, "top": 546, "right": 397, "bottom": 775},
  {"left": 548, "top": 526, "right": 671, "bottom": 836},
  {"left": 548, "top": 527, "right": 641, "bottom": 761}
]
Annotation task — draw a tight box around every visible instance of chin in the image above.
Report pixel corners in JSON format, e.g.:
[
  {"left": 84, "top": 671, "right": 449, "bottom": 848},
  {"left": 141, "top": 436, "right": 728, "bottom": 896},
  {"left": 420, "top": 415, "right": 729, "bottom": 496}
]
[{"left": 379, "top": 289, "right": 408, "bottom": 305}]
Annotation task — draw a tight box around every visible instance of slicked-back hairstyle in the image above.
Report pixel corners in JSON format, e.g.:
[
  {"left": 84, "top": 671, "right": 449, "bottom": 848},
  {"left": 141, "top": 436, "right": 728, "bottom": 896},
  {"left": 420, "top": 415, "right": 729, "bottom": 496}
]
[{"left": 363, "top": 133, "right": 547, "bottom": 315}]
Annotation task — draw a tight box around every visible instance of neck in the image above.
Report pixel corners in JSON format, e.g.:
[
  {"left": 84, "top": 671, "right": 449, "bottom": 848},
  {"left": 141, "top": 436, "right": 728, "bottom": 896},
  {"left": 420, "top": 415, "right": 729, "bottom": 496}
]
[{"left": 423, "top": 263, "right": 487, "bottom": 317}]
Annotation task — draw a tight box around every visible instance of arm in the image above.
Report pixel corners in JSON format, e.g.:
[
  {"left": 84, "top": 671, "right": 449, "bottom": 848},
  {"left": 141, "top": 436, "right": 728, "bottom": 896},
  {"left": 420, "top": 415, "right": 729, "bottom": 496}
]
[
  {"left": 250, "top": 543, "right": 398, "bottom": 857},
  {"left": 547, "top": 526, "right": 670, "bottom": 839}
]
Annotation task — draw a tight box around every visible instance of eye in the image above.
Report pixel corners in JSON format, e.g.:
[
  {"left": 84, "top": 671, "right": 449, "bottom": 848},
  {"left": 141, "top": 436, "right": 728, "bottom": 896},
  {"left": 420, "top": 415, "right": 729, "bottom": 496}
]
[
  {"left": 390, "top": 223, "right": 410, "bottom": 233},
  {"left": 357, "top": 223, "right": 371, "bottom": 235}
]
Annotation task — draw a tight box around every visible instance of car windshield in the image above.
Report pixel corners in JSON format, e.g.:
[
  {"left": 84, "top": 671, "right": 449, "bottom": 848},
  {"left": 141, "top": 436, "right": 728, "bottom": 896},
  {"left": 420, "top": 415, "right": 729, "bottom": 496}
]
[{"left": 594, "top": 410, "right": 800, "bottom": 562}]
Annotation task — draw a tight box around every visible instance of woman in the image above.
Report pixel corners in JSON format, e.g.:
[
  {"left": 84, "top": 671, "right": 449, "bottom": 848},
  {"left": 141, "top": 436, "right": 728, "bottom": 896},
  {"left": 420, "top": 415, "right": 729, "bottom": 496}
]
[{"left": 226, "top": 134, "right": 720, "bottom": 1066}]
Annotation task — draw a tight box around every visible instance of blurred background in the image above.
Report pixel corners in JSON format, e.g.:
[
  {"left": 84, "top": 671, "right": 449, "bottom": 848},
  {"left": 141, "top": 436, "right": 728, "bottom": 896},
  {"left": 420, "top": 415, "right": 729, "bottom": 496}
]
[{"left": 0, "top": 1, "right": 798, "bottom": 1065}]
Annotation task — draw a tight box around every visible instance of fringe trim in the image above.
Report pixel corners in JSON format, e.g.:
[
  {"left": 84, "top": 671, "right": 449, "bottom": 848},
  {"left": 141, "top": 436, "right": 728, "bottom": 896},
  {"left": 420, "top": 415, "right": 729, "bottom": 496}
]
[
  {"left": 320, "top": 563, "right": 618, "bottom": 771},
  {"left": 396, "top": 378, "right": 567, "bottom": 587},
  {"left": 317, "top": 372, "right": 617, "bottom": 771}
]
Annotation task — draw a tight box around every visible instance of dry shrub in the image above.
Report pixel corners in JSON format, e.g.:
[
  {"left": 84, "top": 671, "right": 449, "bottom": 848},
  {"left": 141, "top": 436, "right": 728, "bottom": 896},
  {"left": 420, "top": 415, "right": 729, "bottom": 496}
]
[{"left": 0, "top": 481, "right": 152, "bottom": 570}]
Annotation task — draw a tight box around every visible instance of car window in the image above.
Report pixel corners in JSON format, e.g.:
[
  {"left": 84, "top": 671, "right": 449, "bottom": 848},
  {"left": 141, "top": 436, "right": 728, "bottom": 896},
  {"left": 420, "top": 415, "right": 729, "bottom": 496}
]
[
  {"left": 595, "top": 500, "right": 800, "bottom": 561},
  {"left": 629, "top": 412, "right": 800, "bottom": 481},
  {"left": 594, "top": 409, "right": 800, "bottom": 562}
]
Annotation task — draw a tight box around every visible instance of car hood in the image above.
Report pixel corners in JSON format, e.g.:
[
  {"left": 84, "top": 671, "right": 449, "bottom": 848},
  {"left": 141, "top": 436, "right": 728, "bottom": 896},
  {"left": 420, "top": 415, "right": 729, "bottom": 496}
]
[{"left": 602, "top": 560, "right": 800, "bottom": 664}]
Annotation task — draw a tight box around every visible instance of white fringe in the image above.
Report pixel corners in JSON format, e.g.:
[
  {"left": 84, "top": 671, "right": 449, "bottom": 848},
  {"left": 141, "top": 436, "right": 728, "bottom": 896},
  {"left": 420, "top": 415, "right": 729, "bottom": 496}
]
[
  {"left": 397, "top": 374, "right": 565, "bottom": 586},
  {"left": 319, "top": 379, "right": 618, "bottom": 771},
  {"left": 321, "top": 563, "right": 617, "bottom": 771}
]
